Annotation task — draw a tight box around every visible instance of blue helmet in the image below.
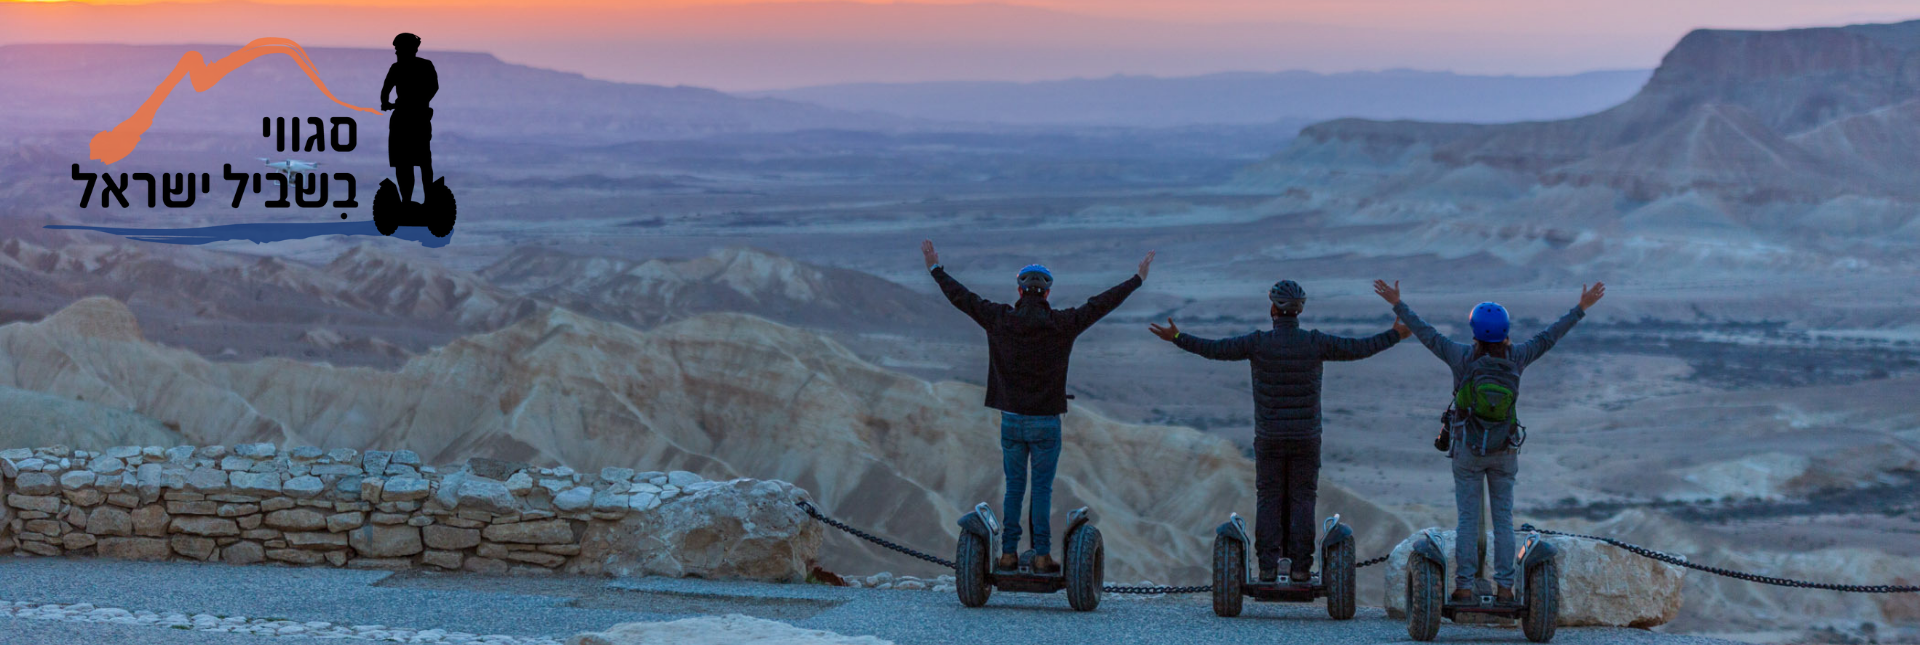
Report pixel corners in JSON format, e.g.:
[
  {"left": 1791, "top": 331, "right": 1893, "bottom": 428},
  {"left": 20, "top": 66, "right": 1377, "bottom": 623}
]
[
  {"left": 1469, "top": 302, "right": 1510, "bottom": 343},
  {"left": 1016, "top": 264, "right": 1053, "bottom": 293}
]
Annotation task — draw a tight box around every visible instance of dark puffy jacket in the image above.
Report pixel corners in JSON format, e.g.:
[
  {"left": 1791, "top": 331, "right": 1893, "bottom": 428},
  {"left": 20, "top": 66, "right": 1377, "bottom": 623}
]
[
  {"left": 932, "top": 266, "right": 1142, "bottom": 416},
  {"left": 1174, "top": 317, "right": 1400, "bottom": 441}
]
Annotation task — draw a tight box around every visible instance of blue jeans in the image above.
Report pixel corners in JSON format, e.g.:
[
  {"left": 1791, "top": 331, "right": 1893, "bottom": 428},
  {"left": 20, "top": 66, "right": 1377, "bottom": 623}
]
[
  {"left": 1452, "top": 447, "right": 1519, "bottom": 589},
  {"left": 1000, "top": 412, "right": 1062, "bottom": 556}
]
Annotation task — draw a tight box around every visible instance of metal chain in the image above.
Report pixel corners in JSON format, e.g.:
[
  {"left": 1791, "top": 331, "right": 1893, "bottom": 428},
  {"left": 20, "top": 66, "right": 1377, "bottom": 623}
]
[
  {"left": 797, "top": 500, "right": 957, "bottom": 570},
  {"left": 796, "top": 501, "right": 1402, "bottom": 595},
  {"left": 1521, "top": 524, "right": 1920, "bottom": 594},
  {"left": 1105, "top": 584, "right": 1213, "bottom": 594},
  {"left": 798, "top": 503, "right": 1920, "bottom": 596}
]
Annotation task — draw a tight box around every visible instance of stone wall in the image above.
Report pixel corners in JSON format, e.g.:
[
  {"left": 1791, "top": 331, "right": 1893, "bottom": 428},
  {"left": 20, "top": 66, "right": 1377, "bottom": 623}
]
[{"left": 0, "top": 444, "right": 821, "bottom": 580}]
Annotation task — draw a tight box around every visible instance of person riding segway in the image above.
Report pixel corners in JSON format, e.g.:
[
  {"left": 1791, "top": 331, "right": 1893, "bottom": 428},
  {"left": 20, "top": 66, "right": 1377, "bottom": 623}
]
[
  {"left": 923, "top": 240, "right": 1152, "bottom": 611},
  {"left": 1375, "top": 279, "right": 1605, "bottom": 642},
  {"left": 372, "top": 32, "right": 456, "bottom": 237},
  {"left": 1148, "top": 280, "right": 1407, "bottom": 619}
]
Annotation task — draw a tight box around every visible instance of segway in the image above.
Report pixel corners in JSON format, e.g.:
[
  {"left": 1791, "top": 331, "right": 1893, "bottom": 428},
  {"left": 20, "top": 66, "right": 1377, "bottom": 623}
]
[
  {"left": 1405, "top": 528, "right": 1560, "bottom": 642},
  {"left": 372, "top": 177, "right": 457, "bottom": 237},
  {"left": 1210, "top": 513, "right": 1357, "bottom": 619},
  {"left": 954, "top": 503, "right": 1105, "bottom": 611}
]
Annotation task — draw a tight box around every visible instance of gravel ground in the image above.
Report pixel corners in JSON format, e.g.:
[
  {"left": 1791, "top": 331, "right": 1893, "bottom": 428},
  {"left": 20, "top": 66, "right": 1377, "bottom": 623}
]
[{"left": 0, "top": 558, "right": 1735, "bottom": 645}]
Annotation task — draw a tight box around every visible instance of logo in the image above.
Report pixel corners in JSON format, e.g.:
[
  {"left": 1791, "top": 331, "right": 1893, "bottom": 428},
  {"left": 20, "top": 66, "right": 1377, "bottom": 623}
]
[{"left": 56, "top": 35, "right": 458, "bottom": 245}]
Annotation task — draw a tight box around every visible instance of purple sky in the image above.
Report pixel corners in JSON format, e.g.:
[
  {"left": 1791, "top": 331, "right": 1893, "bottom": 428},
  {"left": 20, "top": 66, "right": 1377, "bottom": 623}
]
[{"left": 1, "top": 1, "right": 1915, "bottom": 89}]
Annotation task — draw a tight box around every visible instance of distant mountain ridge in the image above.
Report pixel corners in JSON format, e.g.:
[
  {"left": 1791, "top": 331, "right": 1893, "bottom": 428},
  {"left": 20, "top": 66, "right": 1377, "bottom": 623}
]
[
  {"left": 1221, "top": 19, "right": 1920, "bottom": 281},
  {"left": 1269, "top": 20, "right": 1920, "bottom": 201},
  {"left": 0, "top": 44, "right": 888, "bottom": 143},
  {"left": 758, "top": 69, "right": 1652, "bottom": 127}
]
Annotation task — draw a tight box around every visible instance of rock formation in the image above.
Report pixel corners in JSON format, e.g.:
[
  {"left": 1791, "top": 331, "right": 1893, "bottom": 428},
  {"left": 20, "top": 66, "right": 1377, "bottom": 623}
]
[
  {"left": 1382, "top": 527, "right": 1687, "bottom": 628},
  {"left": 476, "top": 245, "right": 967, "bottom": 334},
  {"left": 0, "top": 385, "right": 183, "bottom": 450},
  {"left": 0, "top": 443, "right": 819, "bottom": 581}
]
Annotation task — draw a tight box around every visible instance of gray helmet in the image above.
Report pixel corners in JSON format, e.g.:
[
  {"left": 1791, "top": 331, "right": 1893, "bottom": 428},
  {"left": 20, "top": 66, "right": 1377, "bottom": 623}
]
[{"left": 1269, "top": 280, "right": 1305, "bottom": 315}]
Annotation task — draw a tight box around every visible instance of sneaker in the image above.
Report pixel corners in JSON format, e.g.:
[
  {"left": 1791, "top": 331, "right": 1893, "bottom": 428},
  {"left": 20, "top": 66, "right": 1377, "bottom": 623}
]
[
  {"left": 1450, "top": 588, "right": 1478, "bottom": 605},
  {"left": 996, "top": 553, "right": 1017, "bottom": 571},
  {"left": 1258, "top": 568, "right": 1278, "bottom": 583},
  {"left": 1032, "top": 554, "right": 1060, "bottom": 574},
  {"left": 1289, "top": 568, "right": 1312, "bottom": 583},
  {"left": 1495, "top": 585, "right": 1515, "bottom": 604}
]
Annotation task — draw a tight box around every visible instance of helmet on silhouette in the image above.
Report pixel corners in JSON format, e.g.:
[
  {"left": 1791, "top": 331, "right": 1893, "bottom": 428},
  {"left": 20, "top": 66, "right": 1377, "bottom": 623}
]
[
  {"left": 1470, "top": 302, "right": 1510, "bottom": 343},
  {"left": 1269, "top": 280, "right": 1306, "bottom": 316},
  {"left": 1017, "top": 264, "right": 1053, "bottom": 295}
]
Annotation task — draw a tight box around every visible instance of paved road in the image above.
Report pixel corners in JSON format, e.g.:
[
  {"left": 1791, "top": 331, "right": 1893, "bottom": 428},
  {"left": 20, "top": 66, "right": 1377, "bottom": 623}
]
[{"left": 0, "top": 559, "right": 1732, "bottom": 645}]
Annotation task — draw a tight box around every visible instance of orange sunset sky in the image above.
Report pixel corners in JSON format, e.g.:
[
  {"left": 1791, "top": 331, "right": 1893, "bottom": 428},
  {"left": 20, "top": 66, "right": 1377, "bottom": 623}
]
[{"left": 2, "top": 0, "right": 1917, "bottom": 89}]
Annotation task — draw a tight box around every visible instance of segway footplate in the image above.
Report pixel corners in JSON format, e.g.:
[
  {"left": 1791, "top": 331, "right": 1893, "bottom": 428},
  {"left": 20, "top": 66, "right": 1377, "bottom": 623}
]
[
  {"left": 1443, "top": 598, "right": 1528, "bottom": 620},
  {"left": 1244, "top": 578, "right": 1322, "bottom": 602},
  {"left": 990, "top": 569, "right": 1067, "bottom": 593}
]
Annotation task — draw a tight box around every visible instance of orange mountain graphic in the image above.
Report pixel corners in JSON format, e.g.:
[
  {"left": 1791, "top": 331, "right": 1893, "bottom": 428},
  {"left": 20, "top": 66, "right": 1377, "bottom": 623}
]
[{"left": 90, "top": 37, "right": 382, "bottom": 165}]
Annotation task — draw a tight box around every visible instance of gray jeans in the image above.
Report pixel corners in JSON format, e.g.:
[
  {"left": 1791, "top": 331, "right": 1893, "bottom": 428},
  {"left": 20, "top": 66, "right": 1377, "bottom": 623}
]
[{"left": 1452, "top": 448, "right": 1519, "bottom": 589}]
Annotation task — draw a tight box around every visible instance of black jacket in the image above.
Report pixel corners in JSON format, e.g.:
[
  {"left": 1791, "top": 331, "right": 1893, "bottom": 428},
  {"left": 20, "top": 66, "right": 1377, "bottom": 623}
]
[
  {"left": 1174, "top": 317, "right": 1400, "bottom": 441},
  {"left": 932, "top": 266, "right": 1142, "bottom": 416}
]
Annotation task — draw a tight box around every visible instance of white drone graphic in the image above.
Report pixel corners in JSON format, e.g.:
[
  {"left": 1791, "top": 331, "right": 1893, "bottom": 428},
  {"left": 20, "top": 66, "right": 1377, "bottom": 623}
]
[{"left": 258, "top": 158, "right": 322, "bottom": 176}]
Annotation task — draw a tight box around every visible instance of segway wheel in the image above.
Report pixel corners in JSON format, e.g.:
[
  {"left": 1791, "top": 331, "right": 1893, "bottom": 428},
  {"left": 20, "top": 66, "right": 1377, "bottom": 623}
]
[
  {"left": 425, "top": 177, "right": 457, "bottom": 238},
  {"left": 1211, "top": 534, "right": 1244, "bottom": 617},
  {"left": 1406, "top": 555, "right": 1444, "bottom": 642},
  {"left": 1323, "top": 537, "right": 1356, "bottom": 620},
  {"left": 1065, "top": 525, "right": 1103, "bottom": 612},
  {"left": 954, "top": 531, "right": 992, "bottom": 608},
  {"left": 1522, "top": 560, "right": 1559, "bottom": 643},
  {"left": 372, "top": 179, "right": 400, "bottom": 236}
]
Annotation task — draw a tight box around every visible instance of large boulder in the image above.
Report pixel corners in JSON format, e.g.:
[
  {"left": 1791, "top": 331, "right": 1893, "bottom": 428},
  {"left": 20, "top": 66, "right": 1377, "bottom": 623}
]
[
  {"left": 1383, "top": 528, "right": 1686, "bottom": 628},
  {"left": 568, "top": 615, "right": 889, "bottom": 645},
  {"left": 574, "top": 478, "right": 821, "bottom": 581}
]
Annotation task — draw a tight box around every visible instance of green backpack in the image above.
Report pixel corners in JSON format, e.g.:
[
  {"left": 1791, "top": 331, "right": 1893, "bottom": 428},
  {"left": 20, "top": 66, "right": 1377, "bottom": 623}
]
[{"left": 1453, "top": 354, "right": 1522, "bottom": 455}]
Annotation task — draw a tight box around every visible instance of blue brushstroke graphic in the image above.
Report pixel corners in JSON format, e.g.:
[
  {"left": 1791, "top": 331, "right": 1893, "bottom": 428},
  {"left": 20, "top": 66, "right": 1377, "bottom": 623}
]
[{"left": 47, "top": 220, "right": 450, "bottom": 248}]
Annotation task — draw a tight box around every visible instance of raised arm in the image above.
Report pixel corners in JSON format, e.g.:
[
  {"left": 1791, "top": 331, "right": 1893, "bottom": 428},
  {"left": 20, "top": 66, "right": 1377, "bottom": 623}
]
[
  {"left": 1064, "top": 251, "right": 1152, "bottom": 332},
  {"left": 1393, "top": 301, "right": 1470, "bottom": 365},
  {"left": 1150, "top": 318, "right": 1257, "bottom": 361},
  {"left": 1510, "top": 282, "right": 1602, "bottom": 367},
  {"left": 1065, "top": 275, "right": 1142, "bottom": 331},
  {"left": 923, "top": 240, "right": 999, "bottom": 327},
  {"left": 1375, "top": 280, "right": 1470, "bottom": 366}
]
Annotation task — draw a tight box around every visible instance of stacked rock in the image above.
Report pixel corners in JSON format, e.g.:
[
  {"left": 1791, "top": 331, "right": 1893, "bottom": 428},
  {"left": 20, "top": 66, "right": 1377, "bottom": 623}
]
[{"left": 0, "top": 445, "right": 820, "bottom": 581}]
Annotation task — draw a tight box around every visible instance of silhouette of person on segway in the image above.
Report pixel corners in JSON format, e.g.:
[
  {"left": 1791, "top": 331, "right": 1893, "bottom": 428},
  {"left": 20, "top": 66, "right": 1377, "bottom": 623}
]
[{"left": 374, "top": 32, "right": 456, "bottom": 237}]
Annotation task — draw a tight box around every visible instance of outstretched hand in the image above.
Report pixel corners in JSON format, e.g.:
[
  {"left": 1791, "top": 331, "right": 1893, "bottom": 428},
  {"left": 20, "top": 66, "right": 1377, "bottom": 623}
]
[
  {"left": 1148, "top": 317, "right": 1180, "bottom": 342},
  {"left": 1137, "top": 251, "right": 1156, "bottom": 280},
  {"left": 921, "top": 239, "right": 940, "bottom": 270},
  {"left": 1393, "top": 318, "right": 1412, "bottom": 339},
  {"left": 1372, "top": 279, "right": 1401, "bottom": 305},
  {"left": 1579, "top": 281, "right": 1607, "bottom": 311}
]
